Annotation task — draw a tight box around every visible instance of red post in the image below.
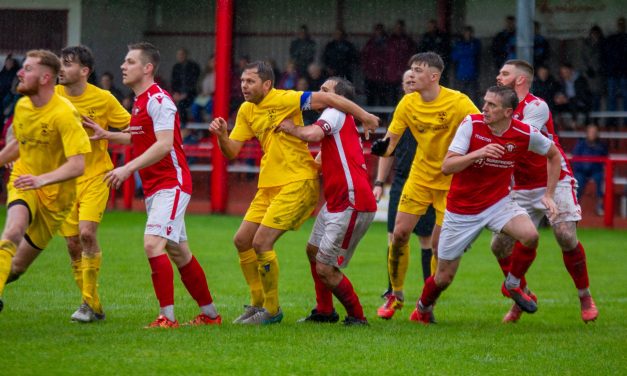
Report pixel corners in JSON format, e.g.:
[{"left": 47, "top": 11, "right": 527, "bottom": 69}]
[
  {"left": 211, "top": 0, "right": 233, "bottom": 213},
  {"left": 604, "top": 159, "right": 614, "bottom": 227},
  {"left": 123, "top": 145, "right": 134, "bottom": 210}
]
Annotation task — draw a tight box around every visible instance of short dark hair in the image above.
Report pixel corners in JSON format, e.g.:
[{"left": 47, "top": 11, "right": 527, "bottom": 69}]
[
  {"left": 26, "top": 49, "right": 60, "bottom": 76},
  {"left": 408, "top": 52, "right": 444, "bottom": 72},
  {"left": 487, "top": 85, "right": 519, "bottom": 110},
  {"left": 61, "top": 45, "right": 95, "bottom": 73},
  {"left": 504, "top": 59, "right": 534, "bottom": 78},
  {"left": 101, "top": 71, "right": 114, "bottom": 80},
  {"left": 244, "top": 61, "right": 275, "bottom": 86},
  {"left": 128, "top": 42, "right": 160, "bottom": 73},
  {"left": 327, "top": 76, "right": 355, "bottom": 101}
]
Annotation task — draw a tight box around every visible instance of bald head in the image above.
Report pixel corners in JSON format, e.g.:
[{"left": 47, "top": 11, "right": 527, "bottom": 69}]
[{"left": 402, "top": 69, "right": 416, "bottom": 94}]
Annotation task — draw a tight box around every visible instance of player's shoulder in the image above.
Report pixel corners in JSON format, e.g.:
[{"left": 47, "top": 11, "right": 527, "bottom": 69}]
[{"left": 15, "top": 96, "right": 31, "bottom": 110}]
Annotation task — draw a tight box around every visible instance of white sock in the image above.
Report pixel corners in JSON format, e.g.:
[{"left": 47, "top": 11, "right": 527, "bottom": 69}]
[
  {"left": 160, "top": 305, "right": 175, "bottom": 322},
  {"left": 505, "top": 273, "right": 521, "bottom": 289},
  {"left": 393, "top": 291, "right": 404, "bottom": 302},
  {"left": 578, "top": 288, "right": 591, "bottom": 298},
  {"left": 200, "top": 303, "right": 218, "bottom": 319}
]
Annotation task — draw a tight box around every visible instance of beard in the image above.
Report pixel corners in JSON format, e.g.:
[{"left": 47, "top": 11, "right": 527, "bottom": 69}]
[{"left": 16, "top": 81, "right": 38, "bottom": 96}]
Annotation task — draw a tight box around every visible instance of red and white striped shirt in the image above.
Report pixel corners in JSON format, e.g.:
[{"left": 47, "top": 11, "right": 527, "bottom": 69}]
[
  {"left": 129, "top": 83, "right": 192, "bottom": 197},
  {"left": 314, "top": 108, "right": 377, "bottom": 213},
  {"left": 447, "top": 114, "right": 552, "bottom": 214},
  {"left": 512, "top": 93, "right": 572, "bottom": 190}
]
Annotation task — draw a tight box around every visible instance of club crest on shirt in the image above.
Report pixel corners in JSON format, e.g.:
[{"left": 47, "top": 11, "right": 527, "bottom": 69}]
[
  {"left": 267, "top": 109, "right": 277, "bottom": 125},
  {"left": 513, "top": 113, "right": 521, "bottom": 120},
  {"left": 133, "top": 106, "right": 141, "bottom": 115},
  {"left": 437, "top": 111, "right": 447, "bottom": 123},
  {"left": 87, "top": 108, "right": 96, "bottom": 119},
  {"left": 504, "top": 142, "right": 516, "bottom": 153}
]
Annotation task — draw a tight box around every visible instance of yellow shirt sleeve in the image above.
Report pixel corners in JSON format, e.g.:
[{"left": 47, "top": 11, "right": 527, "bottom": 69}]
[
  {"left": 230, "top": 103, "right": 255, "bottom": 142},
  {"left": 106, "top": 92, "right": 131, "bottom": 129},
  {"left": 59, "top": 103, "right": 91, "bottom": 158},
  {"left": 388, "top": 94, "right": 411, "bottom": 136}
]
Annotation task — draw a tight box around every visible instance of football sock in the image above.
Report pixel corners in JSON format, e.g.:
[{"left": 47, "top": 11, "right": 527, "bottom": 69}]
[
  {"left": 238, "top": 248, "right": 263, "bottom": 307},
  {"left": 257, "top": 250, "right": 279, "bottom": 315},
  {"left": 0, "top": 240, "right": 17, "bottom": 296},
  {"left": 498, "top": 255, "right": 527, "bottom": 290},
  {"left": 388, "top": 242, "right": 409, "bottom": 293},
  {"left": 82, "top": 252, "right": 103, "bottom": 314},
  {"left": 421, "top": 248, "right": 432, "bottom": 281},
  {"left": 310, "top": 259, "right": 333, "bottom": 314},
  {"left": 200, "top": 302, "right": 219, "bottom": 319},
  {"left": 419, "top": 275, "right": 444, "bottom": 308},
  {"left": 148, "top": 254, "right": 174, "bottom": 313},
  {"left": 385, "top": 245, "right": 392, "bottom": 292},
  {"left": 562, "top": 242, "right": 590, "bottom": 291},
  {"left": 160, "top": 305, "right": 175, "bottom": 322},
  {"left": 509, "top": 241, "right": 537, "bottom": 281},
  {"left": 71, "top": 258, "right": 83, "bottom": 292},
  {"left": 179, "top": 255, "right": 214, "bottom": 307},
  {"left": 332, "top": 275, "right": 365, "bottom": 320}
]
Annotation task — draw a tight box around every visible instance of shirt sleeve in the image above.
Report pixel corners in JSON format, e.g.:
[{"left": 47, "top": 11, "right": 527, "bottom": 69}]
[
  {"left": 522, "top": 99, "right": 550, "bottom": 131},
  {"left": 230, "top": 104, "right": 255, "bottom": 141},
  {"left": 106, "top": 92, "right": 131, "bottom": 130},
  {"left": 61, "top": 105, "right": 91, "bottom": 157},
  {"left": 528, "top": 126, "right": 553, "bottom": 155},
  {"left": 448, "top": 115, "right": 473, "bottom": 155},
  {"left": 388, "top": 95, "right": 410, "bottom": 136},
  {"left": 147, "top": 94, "right": 177, "bottom": 132},
  {"left": 314, "top": 108, "right": 346, "bottom": 135}
]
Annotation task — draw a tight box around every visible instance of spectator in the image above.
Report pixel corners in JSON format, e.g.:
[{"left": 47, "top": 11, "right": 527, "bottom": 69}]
[
  {"left": 0, "top": 55, "right": 19, "bottom": 125},
  {"left": 361, "top": 23, "right": 389, "bottom": 106},
  {"left": 385, "top": 20, "right": 418, "bottom": 104},
  {"left": 306, "top": 62, "right": 326, "bottom": 93},
  {"left": 532, "top": 65, "right": 559, "bottom": 108},
  {"left": 289, "top": 25, "right": 317, "bottom": 76},
  {"left": 191, "top": 55, "right": 215, "bottom": 122},
  {"left": 322, "top": 28, "right": 358, "bottom": 81},
  {"left": 266, "top": 58, "right": 282, "bottom": 85},
  {"left": 451, "top": 25, "right": 481, "bottom": 103},
  {"left": 171, "top": 48, "right": 201, "bottom": 125},
  {"left": 295, "top": 77, "right": 309, "bottom": 91},
  {"left": 603, "top": 17, "right": 627, "bottom": 126},
  {"left": 491, "top": 15, "right": 516, "bottom": 70},
  {"left": 277, "top": 60, "right": 299, "bottom": 90},
  {"left": 554, "top": 63, "right": 593, "bottom": 127},
  {"left": 581, "top": 25, "right": 605, "bottom": 112},
  {"left": 418, "top": 19, "right": 451, "bottom": 84},
  {"left": 533, "top": 21, "right": 550, "bottom": 68},
  {"left": 572, "top": 123, "right": 608, "bottom": 216},
  {"left": 99, "top": 71, "right": 125, "bottom": 103}
]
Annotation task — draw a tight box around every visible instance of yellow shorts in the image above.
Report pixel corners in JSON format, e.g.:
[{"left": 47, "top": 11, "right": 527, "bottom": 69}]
[
  {"left": 244, "top": 179, "right": 320, "bottom": 231},
  {"left": 7, "top": 185, "right": 74, "bottom": 250},
  {"left": 59, "top": 174, "right": 110, "bottom": 237},
  {"left": 398, "top": 182, "right": 448, "bottom": 226}
]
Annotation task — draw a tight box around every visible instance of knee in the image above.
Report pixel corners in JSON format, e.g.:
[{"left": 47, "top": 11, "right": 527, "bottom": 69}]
[
  {"left": 519, "top": 230, "right": 539, "bottom": 249},
  {"left": 233, "top": 233, "right": 251, "bottom": 252},
  {"left": 434, "top": 271, "right": 454, "bottom": 289},
  {"left": 11, "top": 258, "right": 28, "bottom": 276},
  {"left": 315, "top": 263, "right": 339, "bottom": 287},
  {"left": 491, "top": 236, "right": 513, "bottom": 259},
  {"left": 66, "top": 237, "right": 82, "bottom": 261},
  {"left": 143, "top": 238, "right": 163, "bottom": 255},
  {"left": 79, "top": 230, "right": 97, "bottom": 249},
  {"left": 392, "top": 228, "right": 410, "bottom": 246},
  {"left": 554, "top": 229, "right": 578, "bottom": 251},
  {"left": 251, "top": 234, "right": 273, "bottom": 253}
]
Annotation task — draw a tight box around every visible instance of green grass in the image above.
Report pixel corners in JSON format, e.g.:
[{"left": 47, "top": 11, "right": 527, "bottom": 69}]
[{"left": 0, "top": 211, "right": 625, "bottom": 375}]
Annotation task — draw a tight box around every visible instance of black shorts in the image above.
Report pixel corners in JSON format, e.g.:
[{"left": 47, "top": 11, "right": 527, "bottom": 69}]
[{"left": 387, "top": 175, "right": 436, "bottom": 237}]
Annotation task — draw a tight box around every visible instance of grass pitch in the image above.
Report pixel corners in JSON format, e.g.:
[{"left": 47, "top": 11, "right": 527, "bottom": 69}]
[{"left": 0, "top": 211, "right": 625, "bottom": 375}]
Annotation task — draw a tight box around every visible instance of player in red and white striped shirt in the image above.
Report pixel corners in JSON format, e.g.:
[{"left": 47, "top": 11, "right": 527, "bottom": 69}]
[
  {"left": 99, "top": 42, "right": 220, "bottom": 328},
  {"left": 276, "top": 77, "right": 377, "bottom": 325},
  {"left": 411, "top": 86, "right": 562, "bottom": 324},
  {"left": 493, "top": 60, "right": 598, "bottom": 323}
]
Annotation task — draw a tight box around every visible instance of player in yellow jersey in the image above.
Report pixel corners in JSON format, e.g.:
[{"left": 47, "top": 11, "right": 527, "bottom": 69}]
[
  {"left": 7, "top": 46, "right": 131, "bottom": 322},
  {"left": 0, "top": 50, "right": 91, "bottom": 313},
  {"left": 370, "top": 52, "right": 480, "bottom": 320},
  {"left": 209, "top": 61, "right": 379, "bottom": 324}
]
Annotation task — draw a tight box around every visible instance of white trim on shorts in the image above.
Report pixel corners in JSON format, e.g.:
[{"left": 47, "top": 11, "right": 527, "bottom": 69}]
[
  {"left": 309, "top": 203, "right": 375, "bottom": 269},
  {"left": 145, "top": 187, "right": 190, "bottom": 244},
  {"left": 438, "top": 195, "right": 528, "bottom": 261}
]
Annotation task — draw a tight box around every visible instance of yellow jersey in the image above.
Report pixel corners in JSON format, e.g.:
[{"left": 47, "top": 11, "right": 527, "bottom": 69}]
[
  {"left": 389, "top": 86, "right": 480, "bottom": 190},
  {"left": 55, "top": 84, "right": 130, "bottom": 181},
  {"left": 11, "top": 94, "right": 91, "bottom": 211},
  {"left": 230, "top": 88, "right": 318, "bottom": 188}
]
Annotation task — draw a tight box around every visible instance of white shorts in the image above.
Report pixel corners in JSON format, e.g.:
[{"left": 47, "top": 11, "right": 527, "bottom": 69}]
[
  {"left": 511, "top": 176, "right": 582, "bottom": 227},
  {"left": 145, "top": 188, "right": 190, "bottom": 244},
  {"left": 309, "top": 204, "right": 375, "bottom": 269},
  {"left": 439, "top": 195, "right": 529, "bottom": 261}
]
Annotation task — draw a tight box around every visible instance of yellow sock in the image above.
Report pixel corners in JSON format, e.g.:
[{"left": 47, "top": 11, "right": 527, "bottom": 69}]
[
  {"left": 257, "top": 250, "right": 279, "bottom": 315},
  {"left": 430, "top": 254, "right": 437, "bottom": 277},
  {"left": 388, "top": 242, "right": 410, "bottom": 293},
  {"left": 0, "top": 240, "right": 17, "bottom": 296},
  {"left": 239, "top": 248, "right": 264, "bottom": 307},
  {"left": 82, "top": 252, "right": 103, "bottom": 314},
  {"left": 71, "top": 258, "right": 83, "bottom": 292}
]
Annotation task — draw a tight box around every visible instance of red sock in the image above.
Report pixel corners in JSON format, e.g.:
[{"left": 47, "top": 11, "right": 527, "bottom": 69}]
[
  {"left": 148, "top": 254, "right": 174, "bottom": 307},
  {"left": 509, "top": 241, "right": 537, "bottom": 280},
  {"left": 498, "top": 255, "right": 527, "bottom": 289},
  {"left": 179, "top": 255, "right": 213, "bottom": 306},
  {"left": 332, "top": 275, "right": 364, "bottom": 320},
  {"left": 419, "top": 275, "right": 444, "bottom": 308},
  {"left": 310, "top": 260, "right": 333, "bottom": 314},
  {"left": 563, "top": 242, "right": 590, "bottom": 290}
]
